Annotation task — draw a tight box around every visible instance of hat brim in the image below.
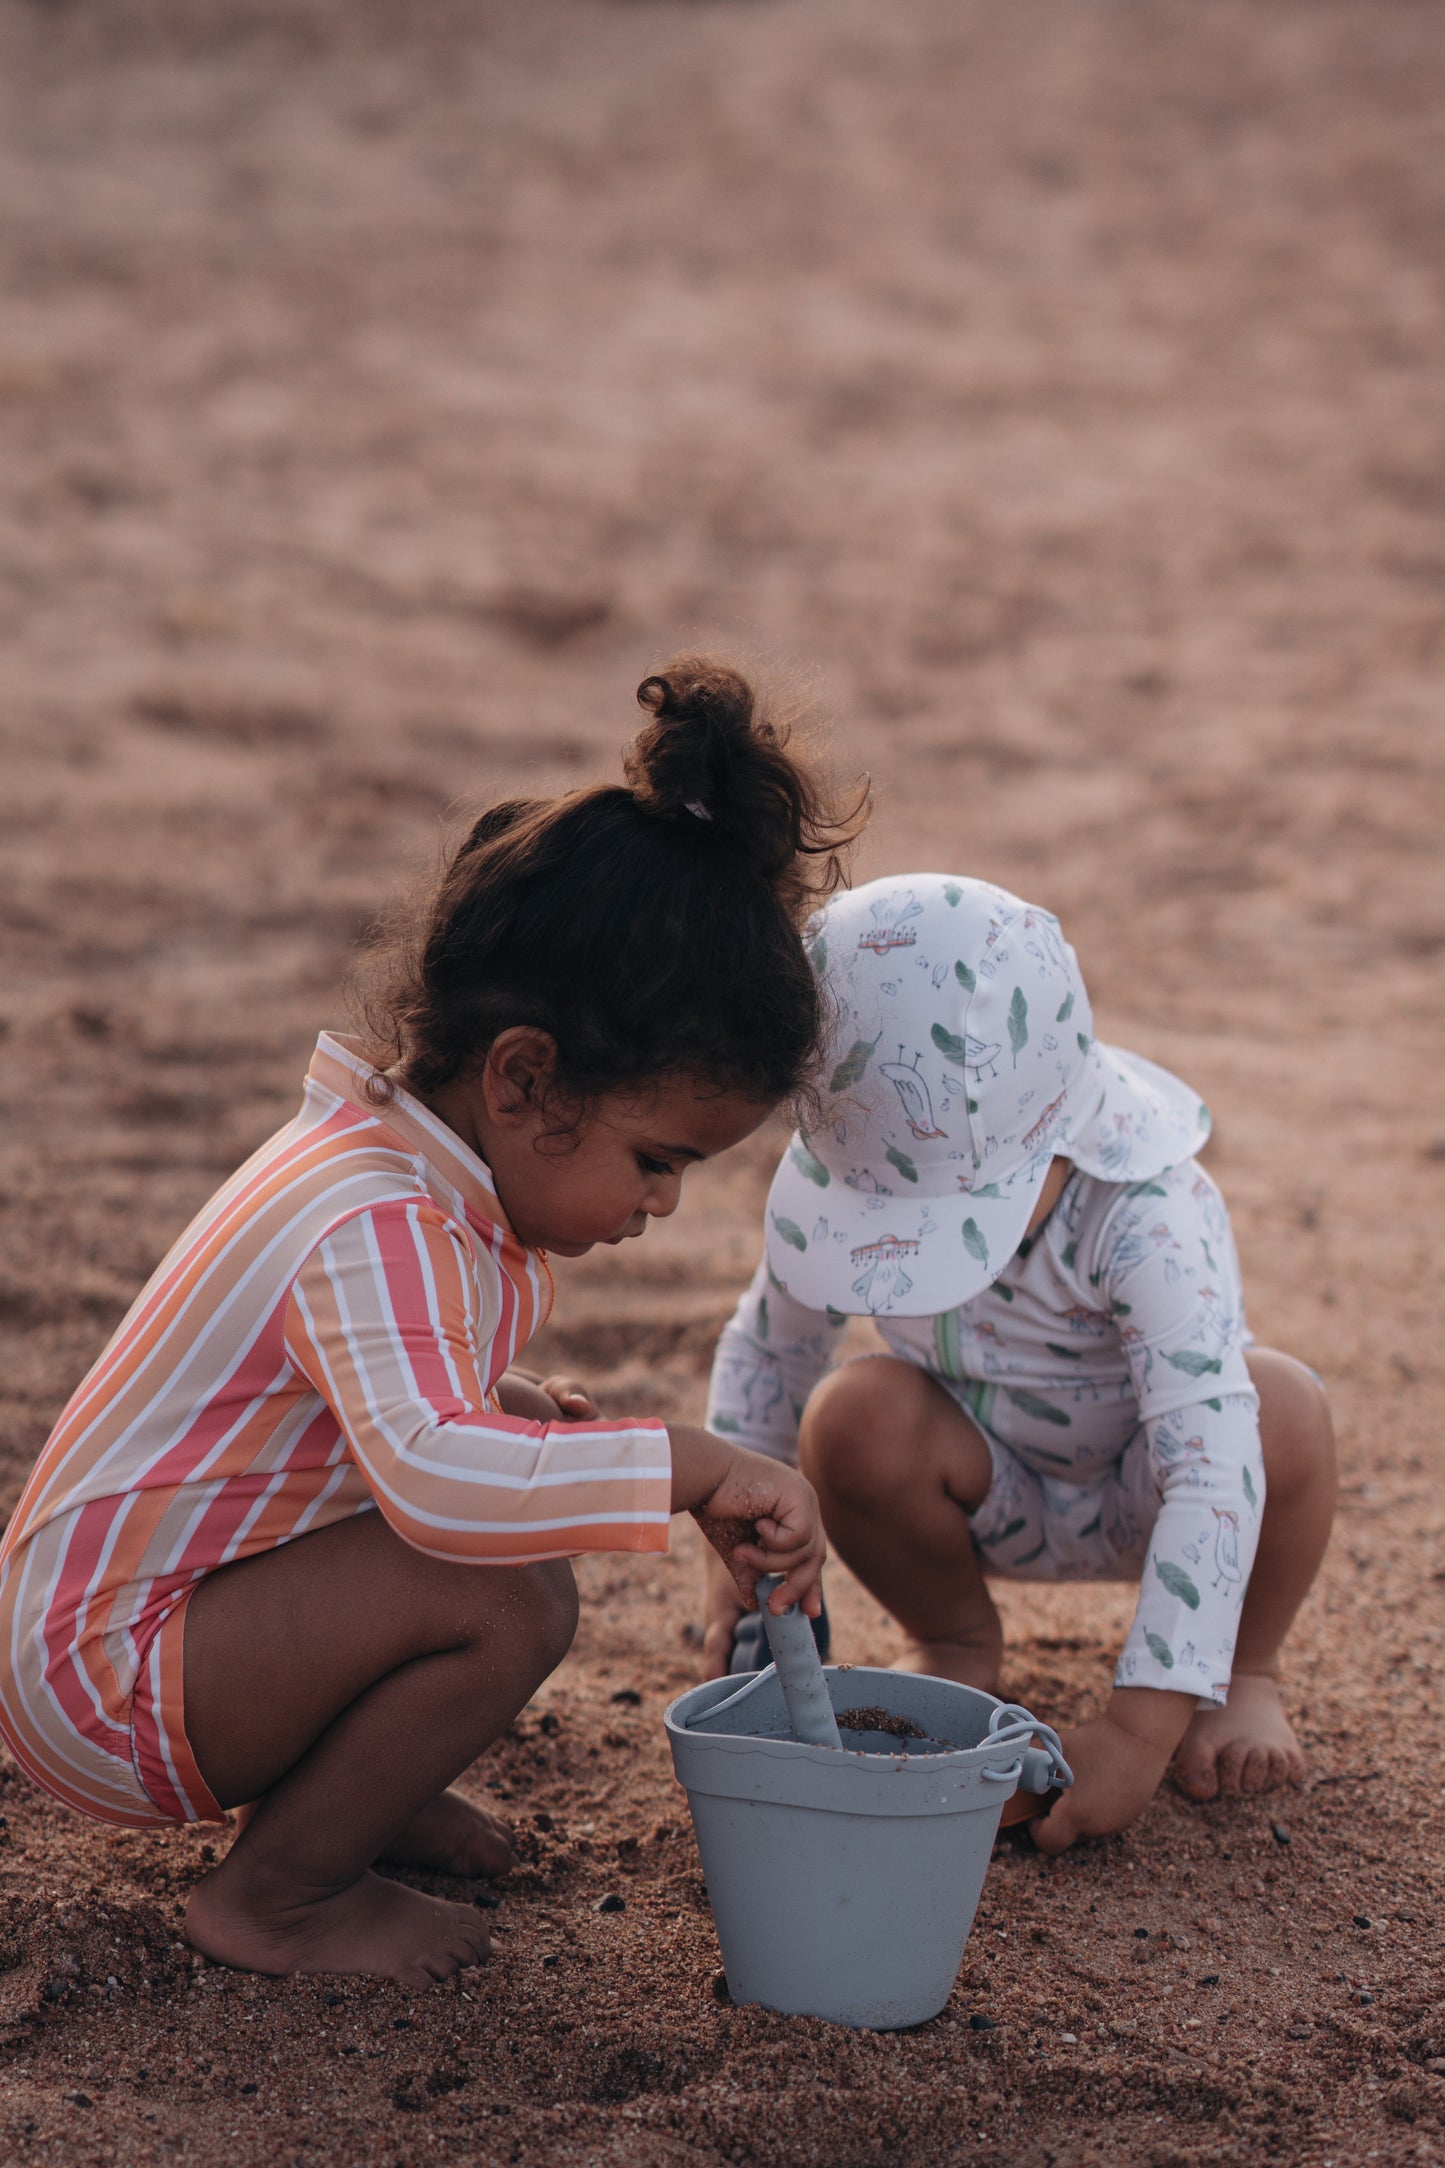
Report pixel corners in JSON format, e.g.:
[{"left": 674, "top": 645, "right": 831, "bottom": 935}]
[
  {"left": 1064, "top": 1044, "right": 1211, "bottom": 1184},
  {"left": 763, "top": 1137, "right": 1050, "bottom": 1318},
  {"left": 762, "top": 1042, "right": 1210, "bottom": 1320}
]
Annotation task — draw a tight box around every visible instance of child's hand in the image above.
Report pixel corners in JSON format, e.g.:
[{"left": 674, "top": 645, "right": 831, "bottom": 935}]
[
  {"left": 493, "top": 1369, "right": 599, "bottom": 1422},
  {"left": 1032, "top": 1689, "right": 1195, "bottom": 1854},
  {"left": 669, "top": 1426, "right": 826, "bottom": 1620}
]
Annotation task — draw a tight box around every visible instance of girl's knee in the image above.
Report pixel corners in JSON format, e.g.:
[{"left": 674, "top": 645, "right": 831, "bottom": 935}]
[{"left": 522, "top": 1559, "right": 579, "bottom": 1675}]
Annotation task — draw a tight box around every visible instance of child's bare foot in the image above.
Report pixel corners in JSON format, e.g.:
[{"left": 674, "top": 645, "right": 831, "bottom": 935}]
[
  {"left": 1173, "top": 1672, "right": 1306, "bottom": 1800},
  {"left": 378, "top": 1790, "right": 515, "bottom": 1878},
  {"left": 895, "top": 1627, "right": 1002, "bottom": 1693},
  {"left": 187, "top": 1861, "right": 492, "bottom": 1988}
]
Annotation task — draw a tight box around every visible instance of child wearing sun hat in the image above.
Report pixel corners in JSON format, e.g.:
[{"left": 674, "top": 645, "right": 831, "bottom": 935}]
[{"left": 702, "top": 873, "right": 1336, "bottom": 1852}]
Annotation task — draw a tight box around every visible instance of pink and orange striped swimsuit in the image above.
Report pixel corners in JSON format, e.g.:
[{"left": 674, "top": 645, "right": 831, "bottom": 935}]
[{"left": 0, "top": 1035, "right": 670, "bottom": 1828}]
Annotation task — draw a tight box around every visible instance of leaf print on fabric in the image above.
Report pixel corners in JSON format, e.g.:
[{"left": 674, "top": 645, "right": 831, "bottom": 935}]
[
  {"left": 1004, "top": 1386, "right": 1072, "bottom": 1427},
  {"left": 825, "top": 1305, "right": 848, "bottom": 1325},
  {"left": 810, "top": 934, "right": 828, "bottom": 977},
  {"left": 1145, "top": 1630, "right": 1174, "bottom": 1670},
  {"left": 1061, "top": 1239, "right": 1078, "bottom": 1269},
  {"left": 970, "top": 1182, "right": 1003, "bottom": 1199},
  {"left": 1008, "top": 987, "right": 1029, "bottom": 1064},
  {"left": 1109, "top": 1297, "right": 1132, "bottom": 1316},
  {"left": 1242, "top": 1465, "right": 1258, "bottom": 1511},
  {"left": 933, "top": 1311, "right": 964, "bottom": 1378},
  {"left": 944, "top": 883, "right": 963, "bottom": 906},
  {"left": 1056, "top": 990, "right": 1075, "bottom": 1023},
  {"left": 789, "top": 1138, "right": 831, "bottom": 1188},
  {"left": 771, "top": 1215, "right": 808, "bottom": 1252},
  {"left": 1045, "top": 1342, "right": 1084, "bottom": 1362},
  {"left": 954, "top": 959, "right": 975, "bottom": 991},
  {"left": 1127, "top": 1179, "right": 1169, "bottom": 1198},
  {"left": 978, "top": 1517, "right": 1028, "bottom": 1549},
  {"left": 1077, "top": 1032, "right": 1091, "bottom": 1057},
  {"left": 961, "top": 1218, "right": 989, "bottom": 1266},
  {"left": 830, "top": 1030, "right": 882, "bottom": 1093},
  {"left": 711, "top": 1415, "right": 741, "bottom": 1434},
  {"left": 931, "top": 1021, "right": 969, "bottom": 1064},
  {"left": 1164, "top": 1349, "right": 1223, "bottom": 1377},
  {"left": 884, "top": 1141, "right": 919, "bottom": 1182},
  {"left": 1154, "top": 1558, "right": 1201, "bottom": 1610}
]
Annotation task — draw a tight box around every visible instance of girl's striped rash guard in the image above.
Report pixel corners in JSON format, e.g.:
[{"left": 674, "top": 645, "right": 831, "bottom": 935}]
[{"left": 0, "top": 1034, "right": 671, "bottom": 1823}]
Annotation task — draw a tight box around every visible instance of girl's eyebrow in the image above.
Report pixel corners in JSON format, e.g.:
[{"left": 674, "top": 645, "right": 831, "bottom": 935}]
[{"left": 647, "top": 1140, "right": 706, "bottom": 1163}]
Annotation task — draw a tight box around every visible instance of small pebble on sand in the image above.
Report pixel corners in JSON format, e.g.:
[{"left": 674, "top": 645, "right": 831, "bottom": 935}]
[
  {"left": 969, "top": 2014, "right": 997, "bottom": 2032},
  {"left": 595, "top": 1893, "right": 626, "bottom": 1914}
]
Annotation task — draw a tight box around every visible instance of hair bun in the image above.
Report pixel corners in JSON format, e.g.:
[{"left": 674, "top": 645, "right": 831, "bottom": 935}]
[{"left": 626, "top": 655, "right": 862, "bottom": 898}]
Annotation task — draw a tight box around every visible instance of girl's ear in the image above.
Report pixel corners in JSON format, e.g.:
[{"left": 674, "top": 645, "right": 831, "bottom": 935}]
[{"left": 480, "top": 1027, "right": 559, "bottom": 1124}]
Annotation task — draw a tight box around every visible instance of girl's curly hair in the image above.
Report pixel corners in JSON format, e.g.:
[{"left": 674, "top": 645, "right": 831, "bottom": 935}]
[{"left": 357, "top": 655, "right": 869, "bottom": 1116}]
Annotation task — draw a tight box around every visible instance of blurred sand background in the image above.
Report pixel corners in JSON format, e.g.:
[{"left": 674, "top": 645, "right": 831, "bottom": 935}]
[{"left": 0, "top": 2, "right": 1442, "bottom": 2162}]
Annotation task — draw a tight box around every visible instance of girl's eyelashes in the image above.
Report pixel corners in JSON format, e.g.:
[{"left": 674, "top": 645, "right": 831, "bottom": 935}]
[{"left": 637, "top": 1153, "right": 675, "bottom": 1178}]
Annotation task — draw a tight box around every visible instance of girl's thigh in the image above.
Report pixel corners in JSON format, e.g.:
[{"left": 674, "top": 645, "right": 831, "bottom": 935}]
[{"left": 182, "top": 1509, "right": 574, "bottom": 1805}]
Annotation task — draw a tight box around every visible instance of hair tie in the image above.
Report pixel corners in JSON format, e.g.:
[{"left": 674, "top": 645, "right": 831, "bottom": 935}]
[{"left": 683, "top": 799, "right": 714, "bottom": 823}]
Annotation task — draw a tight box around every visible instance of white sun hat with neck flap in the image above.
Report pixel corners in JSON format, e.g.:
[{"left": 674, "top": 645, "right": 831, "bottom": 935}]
[{"left": 764, "top": 873, "right": 1212, "bottom": 1319}]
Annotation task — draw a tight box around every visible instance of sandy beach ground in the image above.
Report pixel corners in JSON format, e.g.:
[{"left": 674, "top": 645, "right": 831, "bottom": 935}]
[{"left": 0, "top": 2, "right": 1442, "bottom": 2161}]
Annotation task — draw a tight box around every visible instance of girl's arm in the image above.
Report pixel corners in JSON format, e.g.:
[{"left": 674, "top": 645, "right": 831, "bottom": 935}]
[{"left": 284, "top": 1201, "right": 675, "bottom": 1563}]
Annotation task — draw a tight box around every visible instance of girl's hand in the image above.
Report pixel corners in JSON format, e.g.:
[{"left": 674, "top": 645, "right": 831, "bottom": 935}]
[
  {"left": 668, "top": 1426, "right": 826, "bottom": 1621},
  {"left": 537, "top": 1374, "right": 599, "bottom": 1420},
  {"left": 1032, "top": 1688, "right": 1195, "bottom": 1854},
  {"left": 493, "top": 1369, "right": 599, "bottom": 1422}
]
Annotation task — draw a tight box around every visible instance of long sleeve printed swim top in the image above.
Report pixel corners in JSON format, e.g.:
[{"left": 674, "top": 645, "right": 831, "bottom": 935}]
[
  {"left": 705, "top": 1161, "right": 1262, "bottom": 1706},
  {"left": 0, "top": 1036, "right": 671, "bottom": 1801}
]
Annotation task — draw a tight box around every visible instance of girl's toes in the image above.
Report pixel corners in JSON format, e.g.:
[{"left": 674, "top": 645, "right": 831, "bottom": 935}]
[
  {"left": 1240, "top": 1745, "right": 1272, "bottom": 1793},
  {"left": 1212, "top": 1740, "right": 1249, "bottom": 1796}
]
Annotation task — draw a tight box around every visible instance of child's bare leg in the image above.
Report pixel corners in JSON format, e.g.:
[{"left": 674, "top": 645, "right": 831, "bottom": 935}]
[
  {"left": 1175, "top": 1349, "right": 1336, "bottom": 1801},
  {"left": 798, "top": 1355, "right": 1001, "bottom": 1688},
  {"left": 182, "top": 1511, "right": 578, "bottom": 1987}
]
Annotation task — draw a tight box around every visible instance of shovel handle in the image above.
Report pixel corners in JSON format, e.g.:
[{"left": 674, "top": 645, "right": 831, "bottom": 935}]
[{"left": 755, "top": 1573, "right": 842, "bottom": 1750}]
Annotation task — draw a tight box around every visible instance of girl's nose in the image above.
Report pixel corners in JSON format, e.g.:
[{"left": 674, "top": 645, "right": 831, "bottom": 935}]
[{"left": 645, "top": 1175, "right": 684, "bottom": 1219}]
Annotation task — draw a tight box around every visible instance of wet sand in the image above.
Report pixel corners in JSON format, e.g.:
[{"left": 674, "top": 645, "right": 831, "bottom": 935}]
[{"left": 0, "top": 2, "right": 1442, "bottom": 2160}]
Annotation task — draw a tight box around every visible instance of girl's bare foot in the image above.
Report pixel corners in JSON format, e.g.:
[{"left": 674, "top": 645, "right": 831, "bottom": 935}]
[
  {"left": 1172, "top": 1671, "right": 1306, "bottom": 1800},
  {"left": 234, "top": 1788, "right": 514, "bottom": 1879},
  {"left": 378, "top": 1790, "right": 515, "bottom": 1878},
  {"left": 187, "top": 1861, "right": 492, "bottom": 1989}
]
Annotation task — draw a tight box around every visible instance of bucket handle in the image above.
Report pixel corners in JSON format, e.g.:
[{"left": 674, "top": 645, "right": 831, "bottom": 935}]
[{"left": 980, "top": 1704, "right": 1074, "bottom": 1793}]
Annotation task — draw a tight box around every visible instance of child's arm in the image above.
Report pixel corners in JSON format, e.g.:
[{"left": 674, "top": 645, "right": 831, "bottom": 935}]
[{"left": 1036, "top": 1167, "right": 1263, "bottom": 1848}]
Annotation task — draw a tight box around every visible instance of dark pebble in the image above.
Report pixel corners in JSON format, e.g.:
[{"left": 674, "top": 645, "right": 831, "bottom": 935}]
[
  {"left": 240, "top": 2082, "right": 258, "bottom": 2095},
  {"left": 1133, "top": 1928, "right": 1150, "bottom": 1940},
  {"left": 324, "top": 1991, "right": 344, "bottom": 2006},
  {"left": 595, "top": 1893, "right": 626, "bottom": 1914},
  {"left": 969, "top": 2013, "right": 998, "bottom": 2031},
  {"left": 393, "top": 2017, "right": 412, "bottom": 2030},
  {"left": 45, "top": 1977, "right": 68, "bottom": 2002},
  {"left": 1354, "top": 1915, "right": 1372, "bottom": 1929},
  {"left": 1272, "top": 1824, "right": 1291, "bottom": 1846},
  {"left": 68, "top": 2094, "right": 93, "bottom": 2108},
  {"left": 712, "top": 1970, "right": 731, "bottom": 2003},
  {"left": 610, "top": 1688, "right": 643, "bottom": 1706},
  {"left": 542, "top": 1954, "right": 559, "bottom": 1969},
  {"left": 533, "top": 1813, "right": 555, "bottom": 1833},
  {"left": 474, "top": 1889, "right": 502, "bottom": 1911},
  {"left": 539, "top": 1713, "right": 562, "bottom": 1737},
  {"left": 1198, "top": 1974, "right": 1220, "bottom": 1988},
  {"left": 1359, "top": 1992, "right": 1375, "bottom": 2006}
]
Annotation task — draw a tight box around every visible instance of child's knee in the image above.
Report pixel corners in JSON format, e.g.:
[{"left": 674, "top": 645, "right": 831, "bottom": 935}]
[
  {"left": 799, "top": 1359, "right": 904, "bottom": 1503},
  {"left": 524, "top": 1559, "right": 580, "bottom": 1675},
  {"left": 1250, "top": 1348, "right": 1335, "bottom": 1498},
  {"left": 464, "top": 1558, "right": 578, "bottom": 1684}
]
